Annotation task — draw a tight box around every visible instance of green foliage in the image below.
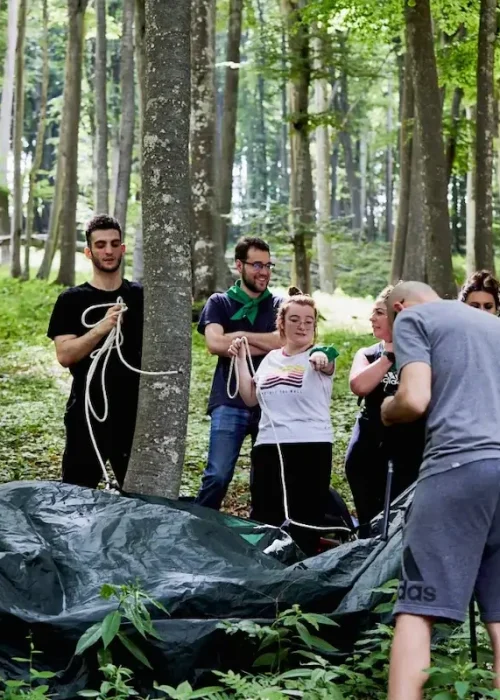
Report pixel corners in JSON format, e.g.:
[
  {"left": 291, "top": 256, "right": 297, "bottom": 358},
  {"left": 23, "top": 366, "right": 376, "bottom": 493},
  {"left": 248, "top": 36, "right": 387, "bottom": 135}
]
[
  {"left": 333, "top": 240, "right": 392, "bottom": 299},
  {"left": 75, "top": 582, "right": 168, "bottom": 670},
  {"left": 78, "top": 665, "right": 139, "bottom": 700},
  {"left": 155, "top": 681, "right": 223, "bottom": 700},
  {"left": 0, "top": 275, "right": 66, "bottom": 484},
  {"left": 0, "top": 634, "right": 56, "bottom": 700},
  {"left": 159, "top": 597, "right": 500, "bottom": 699},
  {"left": 2, "top": 581, "right": 500, "bottom": 700},
  {"left": 218, "top": 604, "right": 338, "bottom": 674}
]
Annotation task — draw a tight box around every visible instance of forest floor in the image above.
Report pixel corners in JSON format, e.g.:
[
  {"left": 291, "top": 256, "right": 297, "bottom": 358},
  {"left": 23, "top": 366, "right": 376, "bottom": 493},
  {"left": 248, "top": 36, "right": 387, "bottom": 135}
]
[{"left": 0, "top": 268, "right": 374, "bottom": 517}]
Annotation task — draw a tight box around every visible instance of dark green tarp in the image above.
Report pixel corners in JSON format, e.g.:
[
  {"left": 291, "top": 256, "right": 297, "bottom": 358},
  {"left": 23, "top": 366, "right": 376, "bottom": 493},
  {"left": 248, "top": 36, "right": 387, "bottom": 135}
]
[{"left": 0, "top": 481, "right": 410, "bottom": 697}]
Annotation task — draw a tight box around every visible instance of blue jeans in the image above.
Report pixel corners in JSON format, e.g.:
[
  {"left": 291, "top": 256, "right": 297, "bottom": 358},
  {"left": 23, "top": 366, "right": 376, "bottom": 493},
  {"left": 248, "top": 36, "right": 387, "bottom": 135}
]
[{"left": 195, "top": 405, "right": 260, "bottom": 510}]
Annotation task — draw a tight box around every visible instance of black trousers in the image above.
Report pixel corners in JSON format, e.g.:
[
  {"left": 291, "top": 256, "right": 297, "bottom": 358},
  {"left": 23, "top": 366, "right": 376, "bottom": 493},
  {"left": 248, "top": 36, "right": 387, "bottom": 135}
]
[
  {"left": 345, "top": 417, "right": 423, "bottom": 537},
  {"left": 250, "top": 442, "right": 332, "bottom": 556},
  {"left": 62, "top": 395, "right": 137, "bottom": 489}
]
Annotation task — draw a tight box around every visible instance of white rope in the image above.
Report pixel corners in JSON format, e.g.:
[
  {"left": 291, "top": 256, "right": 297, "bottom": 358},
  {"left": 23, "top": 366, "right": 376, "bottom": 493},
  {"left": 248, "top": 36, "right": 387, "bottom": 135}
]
[
  {"left": 228, "top": 337, "right": 353, "bottom": 536},
  {"left": 82, "top": 297, "right": 177, "bottom": 489}
]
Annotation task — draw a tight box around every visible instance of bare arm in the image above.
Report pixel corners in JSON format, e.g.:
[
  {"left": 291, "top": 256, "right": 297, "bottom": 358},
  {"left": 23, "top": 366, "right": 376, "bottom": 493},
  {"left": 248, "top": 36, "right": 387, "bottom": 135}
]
[
  {"left": 53, "top": 305, "right": 122, "bottom": 368},
  {"left": 381, "top": 362, "right": 431, "bottom": 426},
  {"left": 309, "top": 351, "right": 335, "bottom": 376},
  {"left": 204, "top": 324, "right": 277, "bottom": 358},
  {"left": 225, "top": 329, "right": 282, "bottom": 352},
  {"left": 227, "top": 338, "right": 258, "bottom": 406},
  {"left": 349, "top": 348, "right": 394, "bottom": 397}
]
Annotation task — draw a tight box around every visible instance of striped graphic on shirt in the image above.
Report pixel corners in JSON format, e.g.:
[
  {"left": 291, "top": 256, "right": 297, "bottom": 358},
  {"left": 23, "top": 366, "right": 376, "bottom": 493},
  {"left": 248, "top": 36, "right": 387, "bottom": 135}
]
[{"left": 260, "top": 364, "right": 305, "bottom": 390}]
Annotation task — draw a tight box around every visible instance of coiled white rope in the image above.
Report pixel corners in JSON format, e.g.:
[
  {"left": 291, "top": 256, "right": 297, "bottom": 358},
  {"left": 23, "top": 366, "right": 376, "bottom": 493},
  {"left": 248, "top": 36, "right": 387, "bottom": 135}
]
[
  {"left": 82, "top": 297, "right": 177, "bottom": 489},
  {"left": 227, "top": 337, "right": 354, "bottom": 536}
]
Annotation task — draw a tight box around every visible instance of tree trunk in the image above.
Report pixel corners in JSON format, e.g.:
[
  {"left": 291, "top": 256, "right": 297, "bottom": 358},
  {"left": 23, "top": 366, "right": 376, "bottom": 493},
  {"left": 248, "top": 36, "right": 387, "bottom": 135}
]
[
  {"left": 496, "top": 100, "right": 500, "bottom": 202},
  {"left": 405, "top": 0, "right": 455, "bottom": 297},
  {"left": 459, "top": 172, "right": 467, "bottom": 253},
  {"left": 385, "top": 73, "right": 394, "bottom": 241},
  {"left": 132, "top": 220, "right": 143, "bottom": 281},
  {"left": 113, "top": 0, "right": 135, "bottom": 242},
  {"left": 466, "top": 106, "right": 476, "bottom": 276},
  {"left": 217, "top": 0, "right": 243, "bottom": 254},
  {"left": 255, "top": 0, "right": 268, "bottom": 207},
  {"left": 23, "top": 0, "right": 49, "bottom": 280},
  {"left": 445, "top": 87, "right": 463, "bottom": 184},
  {"left": 403, "top": 117, "right": 426, "bottom": 281},
  {"left": 36, "top": 139, "right": 66, "bottom": 278},
  {"left": 10, "top": 0, "right": 27, "bottom": 279},
  {"left": 84, "top": 38, "right": 97, "bottom": 207},
  {"left": 359, "top": 134, "right": 367, "bottom": 233},
  {"left": 0, "top": 0, "right": 18, "bottom": 263},
  {"left": 330, "top": 141, "right": 339, "bottom": 219},
  {"left": 95, "top": 0, "right": 109, "bottom": 213},
  {"left": 312, "top": 31, "right": 334, "bottom": 293},
  {"left": 55, "top": 0, "right": 88, "bottom": 286},
  {"left": 338, "top": 54, "right": 362, "bottom": 232},
  {"left": 280, "top": 27, "right": 289, "bottom": 205},
  {"left": 451, "top": 174, "right": 461, "bottom": 254},
  {"left": 474, "top": 0, "right": 496, "bottom": 272},
  {"left": 190, "top": 0, "right": 217, "bottom": 300},
  {"left": 125, "top": 0, "right": 192, "bottom": 499},
  {"left": 283, "top": 0, "right": 313, "bottom": 293},
  {"left": 132, "top": 0, "right": 145, "bottom": 282},
  {"left": 391, "top": 50, "right": 413, "bottom": 283}
]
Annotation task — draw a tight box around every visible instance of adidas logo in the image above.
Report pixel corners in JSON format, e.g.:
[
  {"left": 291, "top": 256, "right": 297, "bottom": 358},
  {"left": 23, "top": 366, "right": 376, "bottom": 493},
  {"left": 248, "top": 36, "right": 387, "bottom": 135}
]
[
  {"left": 397, "top": 544, "right": 437, "bottom": 602},
  {"left": 397, "top": 580, "right": 437, "bottom": 603}
]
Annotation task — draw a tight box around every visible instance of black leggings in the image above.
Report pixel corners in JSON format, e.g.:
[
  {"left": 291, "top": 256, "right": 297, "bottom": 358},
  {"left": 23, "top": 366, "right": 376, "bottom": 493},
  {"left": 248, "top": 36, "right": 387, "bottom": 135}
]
[
  {"left": 250, "top": 442, "right": 332, "bottom": 556},
  {"left": 345, "top": 417, "right": 422, "bottom": 537}
]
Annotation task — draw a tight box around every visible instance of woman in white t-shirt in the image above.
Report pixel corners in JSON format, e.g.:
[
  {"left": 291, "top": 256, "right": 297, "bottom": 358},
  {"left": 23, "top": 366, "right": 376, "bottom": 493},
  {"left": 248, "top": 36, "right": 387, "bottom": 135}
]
[{"left": 228, "top": 287, "right": 338, "bottom": 555}]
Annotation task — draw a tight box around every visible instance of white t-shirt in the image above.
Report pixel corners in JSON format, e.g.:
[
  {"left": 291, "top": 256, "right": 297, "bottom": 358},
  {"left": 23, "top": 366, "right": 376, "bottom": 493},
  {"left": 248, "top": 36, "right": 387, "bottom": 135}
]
[{"left": 253, "top": 348, "right": 334, "bottom": 446}]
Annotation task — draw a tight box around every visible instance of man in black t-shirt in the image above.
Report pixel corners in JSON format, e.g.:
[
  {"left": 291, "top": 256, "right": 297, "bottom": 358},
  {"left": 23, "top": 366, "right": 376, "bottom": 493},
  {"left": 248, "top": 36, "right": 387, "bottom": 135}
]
[
  {"left": 195, "top": 236, "right": 283, "bottom": 510},
  {"left": 47, "top": 214, "right": 143, "bottom": 489}
]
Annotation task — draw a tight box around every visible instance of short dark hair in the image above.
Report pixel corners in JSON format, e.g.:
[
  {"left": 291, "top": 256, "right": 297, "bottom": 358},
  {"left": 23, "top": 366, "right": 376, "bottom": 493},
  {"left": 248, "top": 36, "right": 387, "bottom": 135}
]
[
  {"left": 234, "top": 236, "right": 270, "bottom": 262},
  {"left": 459, "top": 269, "right": 500, "bottom": 309},
  {"left": 85, "top": 214, "right": 122, "bottom": 246}
]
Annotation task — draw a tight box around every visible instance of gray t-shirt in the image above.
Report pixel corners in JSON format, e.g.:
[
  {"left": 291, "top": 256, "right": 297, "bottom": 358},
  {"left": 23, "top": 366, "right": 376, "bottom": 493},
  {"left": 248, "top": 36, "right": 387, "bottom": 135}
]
[{"left": 393, "top": 299, "right": 500, "bottom": 481}]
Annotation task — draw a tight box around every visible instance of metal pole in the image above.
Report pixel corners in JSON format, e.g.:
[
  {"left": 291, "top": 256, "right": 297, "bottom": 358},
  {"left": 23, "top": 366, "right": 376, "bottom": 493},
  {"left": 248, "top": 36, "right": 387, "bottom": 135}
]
[{"left": 381, "top": 460, "right": 394, "bottom": 541}]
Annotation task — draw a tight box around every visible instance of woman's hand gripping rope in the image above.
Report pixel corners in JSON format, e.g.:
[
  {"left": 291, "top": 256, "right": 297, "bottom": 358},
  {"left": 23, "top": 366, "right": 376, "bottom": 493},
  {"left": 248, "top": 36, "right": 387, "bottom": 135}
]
[
  {"left": 227, "top": 337, "right": 353, "bottom": 535},
  {"left": 81, "top": 297, "right": 178, "bottom": 490}
]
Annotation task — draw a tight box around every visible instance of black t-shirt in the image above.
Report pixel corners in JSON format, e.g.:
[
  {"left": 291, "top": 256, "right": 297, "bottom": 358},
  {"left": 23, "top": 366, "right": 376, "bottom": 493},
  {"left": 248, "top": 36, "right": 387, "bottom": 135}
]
[
  {"left": 357, "top": 341, "right": 425, "bottom": 468},
  {"left": 360, "top": 342, "right": 398, "bottom": 424},
  {"left": 47, "top": 280, "right": 143, "bottom": 410},
  {"left": 197, "top": 290, "right": 283, "bottom": 413}
]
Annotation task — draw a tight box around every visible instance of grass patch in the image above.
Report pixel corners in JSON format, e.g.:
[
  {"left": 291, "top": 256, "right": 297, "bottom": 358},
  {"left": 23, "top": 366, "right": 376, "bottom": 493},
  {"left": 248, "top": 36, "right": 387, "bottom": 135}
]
[
  {"left": 0, "top": 276, "right": 68, "bottom": 483},
  {"left": 0, "top": 269, "right": 374, "bottom": 515}
]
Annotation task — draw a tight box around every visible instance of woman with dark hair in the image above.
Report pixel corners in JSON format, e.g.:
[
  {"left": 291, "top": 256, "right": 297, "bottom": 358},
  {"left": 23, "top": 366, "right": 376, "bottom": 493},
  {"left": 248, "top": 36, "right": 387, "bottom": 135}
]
[
  {"left": 228, "top": 287, "right": 347, "bottom": 554},
  {"left": 459, "top": 270, "right": 500, "bottom": 314},
  {"left": 345, "top": 285, "right": 425, "bottom": 537}
]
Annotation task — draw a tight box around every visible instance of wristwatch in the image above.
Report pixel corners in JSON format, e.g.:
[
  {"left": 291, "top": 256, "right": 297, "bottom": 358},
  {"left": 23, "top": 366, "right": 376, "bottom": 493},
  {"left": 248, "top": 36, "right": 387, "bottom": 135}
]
[{"left": 383, "top": 350, "right": 395, "bottom": 364}]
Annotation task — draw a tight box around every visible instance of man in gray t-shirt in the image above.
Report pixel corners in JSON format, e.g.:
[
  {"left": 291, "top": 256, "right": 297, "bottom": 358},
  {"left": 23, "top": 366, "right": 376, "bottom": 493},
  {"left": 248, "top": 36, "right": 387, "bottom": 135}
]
[{"left": 380, "top": 281, "right": 500, "bottom": 700}]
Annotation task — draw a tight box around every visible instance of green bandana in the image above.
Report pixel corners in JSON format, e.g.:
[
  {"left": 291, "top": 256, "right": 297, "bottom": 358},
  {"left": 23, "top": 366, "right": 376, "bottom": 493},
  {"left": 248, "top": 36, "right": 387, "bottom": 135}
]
[
  {"left": 309, "top": 344, "right": 340, "bottom": 363},
  {"left": 227, "top": 280, "right": 271, "bottom": 325}
]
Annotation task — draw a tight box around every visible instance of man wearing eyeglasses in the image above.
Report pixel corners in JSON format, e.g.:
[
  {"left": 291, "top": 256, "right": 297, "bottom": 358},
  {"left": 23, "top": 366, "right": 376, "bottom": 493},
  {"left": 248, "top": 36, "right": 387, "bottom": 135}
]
[{"left": 195, "top": 236, "right": 283, "bottom": 510}]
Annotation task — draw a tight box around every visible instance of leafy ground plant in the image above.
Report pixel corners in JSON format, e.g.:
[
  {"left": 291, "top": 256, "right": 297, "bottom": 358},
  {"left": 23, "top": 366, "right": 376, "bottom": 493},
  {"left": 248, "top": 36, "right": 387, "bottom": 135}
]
[
  {"left": 78, "top": 664, "right": 139, "bottom": 700},
  {"left": 75, "top": 582, "right": 168, "bottom": 670},
  {"left": 217, "top": 604, "right": 338, "bottom": 673},
  {"left": 0, "top": 634, "right": 56, "bottom": 700}
]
